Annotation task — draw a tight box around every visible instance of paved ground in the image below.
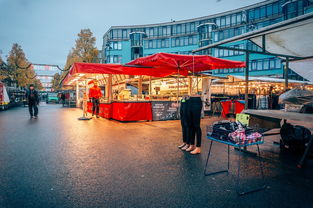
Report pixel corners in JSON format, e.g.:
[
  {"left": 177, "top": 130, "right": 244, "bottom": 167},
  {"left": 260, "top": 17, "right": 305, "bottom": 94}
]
[{"left": 0, "top": 104, "right": 313, "bottom": 208}]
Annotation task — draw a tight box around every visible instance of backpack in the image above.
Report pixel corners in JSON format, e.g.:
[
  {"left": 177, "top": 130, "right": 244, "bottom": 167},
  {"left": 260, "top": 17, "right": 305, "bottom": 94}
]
[{"left": 280, "top": 123, "right": 311, "bottom": 153}]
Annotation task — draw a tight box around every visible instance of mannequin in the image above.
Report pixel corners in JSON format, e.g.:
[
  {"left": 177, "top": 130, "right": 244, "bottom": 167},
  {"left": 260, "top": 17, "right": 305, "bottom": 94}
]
[
  {"left": 185, "top": 93, "right": 202, "bottom": 155},
  {"left": 178, "top": 95, "right": 190, "bottom": 150}
]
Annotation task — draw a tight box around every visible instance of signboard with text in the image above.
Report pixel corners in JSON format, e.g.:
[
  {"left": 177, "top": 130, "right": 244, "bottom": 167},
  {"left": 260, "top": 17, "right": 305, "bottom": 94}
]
[{"left": 151, "top": 101, "right": 179, "bottom": 121}]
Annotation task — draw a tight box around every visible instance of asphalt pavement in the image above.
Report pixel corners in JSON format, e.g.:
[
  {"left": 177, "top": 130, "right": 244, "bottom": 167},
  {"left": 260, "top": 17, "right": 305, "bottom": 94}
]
[{"left": 0, "top": 104, "right": 313, "bottom": 208}]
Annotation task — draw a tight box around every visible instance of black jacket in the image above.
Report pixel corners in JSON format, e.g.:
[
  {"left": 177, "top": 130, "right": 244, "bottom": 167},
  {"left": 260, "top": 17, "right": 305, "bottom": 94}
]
[{"left": 26, "top": 89, "right": 39, "bottom": 104}]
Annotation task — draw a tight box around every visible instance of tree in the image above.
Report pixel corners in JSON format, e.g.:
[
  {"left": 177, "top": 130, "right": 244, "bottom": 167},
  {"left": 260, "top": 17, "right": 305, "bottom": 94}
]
[
  {"left": 51, "top": 73, "right": 61, "bottom": 90},
  {"left": 60, "top": 29, "right": 99, "bottom": 84},
  {"left": 6, "top": 43, "right": 42, "bottom": 88},
  {"left": 72, "top": 29, "right": 99, "bottom": 63}
]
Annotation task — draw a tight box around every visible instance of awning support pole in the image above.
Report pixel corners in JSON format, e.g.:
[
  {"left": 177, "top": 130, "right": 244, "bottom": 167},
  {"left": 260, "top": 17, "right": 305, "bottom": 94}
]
[
  {"left": 149, "top": 76, "right": 152, "bottom": 100},
  {"left": 188, "top": 76, "right": 193, "bottom": 95},
  {"left": 245, "top": 52, "right": 250, "bottom": 110},
  {"left": 284, "top": 58, "right": 289, "bottom": 91},
  {"left": 138, "top": 75, "right": 142, "bottom": 99},
  {"left": 107, "top": 74, "right": 112, "bottom": 103},
  {"left": 76, "top": 80, "right": 79, "bottom": 108}
]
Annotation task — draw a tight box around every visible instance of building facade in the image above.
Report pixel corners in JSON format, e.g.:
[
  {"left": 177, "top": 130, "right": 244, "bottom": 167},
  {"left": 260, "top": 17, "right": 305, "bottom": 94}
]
[
  {"left": 102, "top": 0, "right": 313, "bottom": 79},
  {"left": 32, "top": 64, "right": 60, "bottom": 92}
]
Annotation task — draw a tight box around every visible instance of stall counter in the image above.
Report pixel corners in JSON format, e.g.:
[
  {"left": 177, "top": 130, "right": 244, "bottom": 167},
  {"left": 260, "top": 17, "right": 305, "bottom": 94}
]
[{"left": 87, "top": 101, "right": 152, "bottom": 121}]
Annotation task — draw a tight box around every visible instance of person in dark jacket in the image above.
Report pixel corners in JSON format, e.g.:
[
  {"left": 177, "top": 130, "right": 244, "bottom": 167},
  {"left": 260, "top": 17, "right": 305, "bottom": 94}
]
[{"left": 26, "top": 84, "right": 39, "bottom": 118}]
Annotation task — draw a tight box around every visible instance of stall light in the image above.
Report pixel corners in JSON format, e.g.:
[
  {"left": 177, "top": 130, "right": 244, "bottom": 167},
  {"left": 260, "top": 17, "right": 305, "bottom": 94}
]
[{"left": 78, "top": 74, "right": 85, "bottom": 77}]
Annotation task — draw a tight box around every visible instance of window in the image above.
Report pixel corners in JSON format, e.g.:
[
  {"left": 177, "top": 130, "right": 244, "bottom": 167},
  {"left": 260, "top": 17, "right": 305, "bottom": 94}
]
[
  {"left": 229, "top": 28, "right": 234, "bottom": 37},
  {"left": 263, "top": 59, "right": 269, "bottom": 70},
  {"left": 214, "top": 32, "right": 218, "bottom": 42},
  {"left": 184, "top": 37, "right": 188, "bottom": 46},
  {"left": 175, "top": 37, "right": 180, "bottom": 46},
  {"left": 186, "top": 23, "right": 191, "bottom": 33},
  {"left": 148, "top": 40, "right": 153, "bottom": 48},
  {"left": 248, "top": 9, "right": 255, "bottom": 21},
  {"left": 177, "top": 24, "right": 182, "bottom": 34},
  {"left": 117, "top": 30, "right": 122, "bottom": 38},
  {"left": 251, "top": 60, "right": 257, "bottom": 70},
  {"left": 226, "top": 15, "right": 231, "bottom": 26},
  {"left": 221, "top": 16, "right": 226, "bottom": 27},
  {"left": 182, "top": 24, "right": 186, "bottom": 34},
  {"left": 190, "top": 22, "right": 195, "bottom": 32},
  {"left": 231, "top": 14, "right": 236, "bottom": 25},
  {"left": 219, "top": 49, "right": 224, "bottom": 57},
  {"left": 122, "top": 29, "right": 128, "bottom": 39},
  {"left": 215, "top": 17, "right": 220, "bottom": 27},
  {"left": 149, "top": 28, "right": 154, "bottom": 37},
  {"left": 193, "top": 35, "right": 198, "bottom": 45},
  {"left": 237, "top": 13, "right": 241, "bottom": 24},
  {"left": 219, "top": 31, "right": 224, "bottom": 40},
  {"left": 275, "top": 59, "right": 281, "bottom": 68},
  {"left": 273, "top": 2, "right": 279, "bottom": 14},
  {"left": 255, "top": 8, "right": 260, "bottom": 19},
  {"left": 162, "top": 27, "right": 167, "bottom": 36},
  {"left": 229, "top": 48, "right": 234, "bottom": 56},
  {"left": 152, "top": 40, "right": 157, "bottom": 48},
  {"left": 188, "top": 36, "right": 193, "bottom": 45},
  {"left": 158, "top": 27, "right": 163, "bottom": 36},
  {"left": 260, "top": 6, "right": 266, "bottom": 18},
  {"left": 266, "top": 4, "right": 273, "bottom": 16},
  {"left": 257, "top": 60, "right": 263, "bottom": 70},
  {"left": 154, "top": 27, "right": 158, "bottom": 37},
  {"left": 269, "top": 58, "right": 275, "bottom": 69}
]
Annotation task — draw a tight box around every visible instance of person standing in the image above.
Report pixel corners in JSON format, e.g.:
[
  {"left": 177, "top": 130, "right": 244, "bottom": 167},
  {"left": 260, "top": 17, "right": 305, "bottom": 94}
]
[
  {"left": 26, "top": 84, "right": 39, "bottom": 119},
  {"left": 89, "top": 80, "right": 102, "bottom": 118}
]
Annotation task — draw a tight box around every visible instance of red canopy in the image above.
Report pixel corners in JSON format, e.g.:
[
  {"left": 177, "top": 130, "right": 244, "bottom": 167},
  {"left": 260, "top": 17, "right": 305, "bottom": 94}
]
[
  {"left": 69, "top": 62, "right": 179, "bottom": 77},
  {"left": 62, "top": 54, "right": 245, "bottom": 85},
  {"left": 127, "top": 52, "right": 246, "bottom": 75}
]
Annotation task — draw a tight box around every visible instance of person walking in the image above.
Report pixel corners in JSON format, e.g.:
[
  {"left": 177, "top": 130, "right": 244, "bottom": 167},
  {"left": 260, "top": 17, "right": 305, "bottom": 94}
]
[
  {"left": 89, "top": 80, "right": 102, "bottom": 118},
  {"left": 26, "top": 84, "right": 39, "bottom": 119}
]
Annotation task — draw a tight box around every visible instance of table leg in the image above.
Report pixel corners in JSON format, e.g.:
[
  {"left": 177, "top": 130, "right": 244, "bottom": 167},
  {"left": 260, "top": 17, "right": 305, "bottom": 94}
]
[
  {"left": 204, "top": 141, "right": 229, "bottom": 176},
  {"left": 298, "top": 135, "right": 313, "bottom": 168},
  {"left": 236, "top": 144, "right": 266, "bottom": 196}
]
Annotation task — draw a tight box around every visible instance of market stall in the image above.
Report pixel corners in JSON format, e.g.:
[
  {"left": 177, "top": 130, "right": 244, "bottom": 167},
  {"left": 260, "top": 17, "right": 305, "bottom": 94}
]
[{"left": 62, "top": 53, "right": 245, "bottom": 121}]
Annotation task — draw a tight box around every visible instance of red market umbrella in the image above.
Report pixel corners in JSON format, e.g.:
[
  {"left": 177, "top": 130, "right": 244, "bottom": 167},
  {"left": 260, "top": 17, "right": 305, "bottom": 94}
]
[
  {"left": 127, "top": 52, "right": 246, "bottom": 75},
  {"left": 68, "top": 62, "right": 182, "bottom": 77}
]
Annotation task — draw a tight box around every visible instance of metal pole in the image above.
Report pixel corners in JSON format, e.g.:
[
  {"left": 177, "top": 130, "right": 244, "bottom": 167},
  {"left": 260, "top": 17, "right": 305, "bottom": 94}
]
[
  {"left": 76, "top": 80, "right": 79, "bottom": 108},
  {"left": 284, "top": 58, "right": 289, "bottom": 91},
  {"left": 149, "top": 76, "right": 152, "bottom": 100},
  {"left": 245, "top": 52, "right": 250, "bottom": 110},
  {"left": 177, "top": 73, "right": 180, "bottom": 101}
]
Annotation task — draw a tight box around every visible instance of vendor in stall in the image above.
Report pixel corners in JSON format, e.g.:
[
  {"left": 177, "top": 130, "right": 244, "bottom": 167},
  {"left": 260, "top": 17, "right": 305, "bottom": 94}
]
[{"left": 89, "top": 80, "right": 102, "bottom": 118}]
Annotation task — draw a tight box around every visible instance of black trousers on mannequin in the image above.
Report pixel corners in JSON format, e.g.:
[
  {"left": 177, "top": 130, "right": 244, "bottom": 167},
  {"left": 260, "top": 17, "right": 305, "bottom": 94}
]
[
  {"left": 186, "top": 97, "right": 202, "bottom": 147},
  {"left": 92, "top": 98, "right": 100, "bottom": 115},
  {"left": 180, "top": 100, "right": 189, "bottom": 143}
]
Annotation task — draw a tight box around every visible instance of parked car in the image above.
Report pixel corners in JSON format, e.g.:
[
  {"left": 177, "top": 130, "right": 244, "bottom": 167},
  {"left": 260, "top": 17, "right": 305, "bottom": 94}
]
[{"left": 46, "top": 92, "right": 59, "bottom": 104}]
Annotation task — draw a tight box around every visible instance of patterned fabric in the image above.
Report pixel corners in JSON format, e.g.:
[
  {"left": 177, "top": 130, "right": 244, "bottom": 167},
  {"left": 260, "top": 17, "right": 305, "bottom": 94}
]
[{"left": 257, "top": 95, "right": 269, "bottom": 109}]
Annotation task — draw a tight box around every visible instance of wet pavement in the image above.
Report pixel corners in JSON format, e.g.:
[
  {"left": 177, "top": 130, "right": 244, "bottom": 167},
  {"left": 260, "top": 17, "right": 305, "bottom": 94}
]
[{"left": 0, "top": 104, "right": 313, "bottom": 208}]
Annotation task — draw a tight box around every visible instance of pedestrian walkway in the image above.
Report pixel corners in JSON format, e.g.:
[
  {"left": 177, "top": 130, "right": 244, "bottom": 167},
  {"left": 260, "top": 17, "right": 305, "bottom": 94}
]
[{"left": 0, "top": 105, "right": 313, "bottom": 208}]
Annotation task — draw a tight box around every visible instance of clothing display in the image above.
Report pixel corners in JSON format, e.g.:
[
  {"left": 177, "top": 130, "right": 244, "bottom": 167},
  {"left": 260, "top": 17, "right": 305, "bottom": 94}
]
[
  {"left": 186, "top": 97, "right": 202, "bottom": 147},
  {"left": 256, "top": 95, "right": 269, "bottom": 109},
  {"left": 180, "top": 98, "right": 189, "bottom": 144},
  {"left": 220, "top": 100, "right": 245, "bottom": 118},
  {"left": 208, "top": 121, "right": 263, "bottom": 145}
]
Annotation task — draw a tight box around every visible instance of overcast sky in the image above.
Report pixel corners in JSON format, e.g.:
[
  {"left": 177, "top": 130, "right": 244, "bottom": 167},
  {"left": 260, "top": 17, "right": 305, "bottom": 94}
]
[{"left": 0, "top": 0, "right": 263, "bottom": 67}]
